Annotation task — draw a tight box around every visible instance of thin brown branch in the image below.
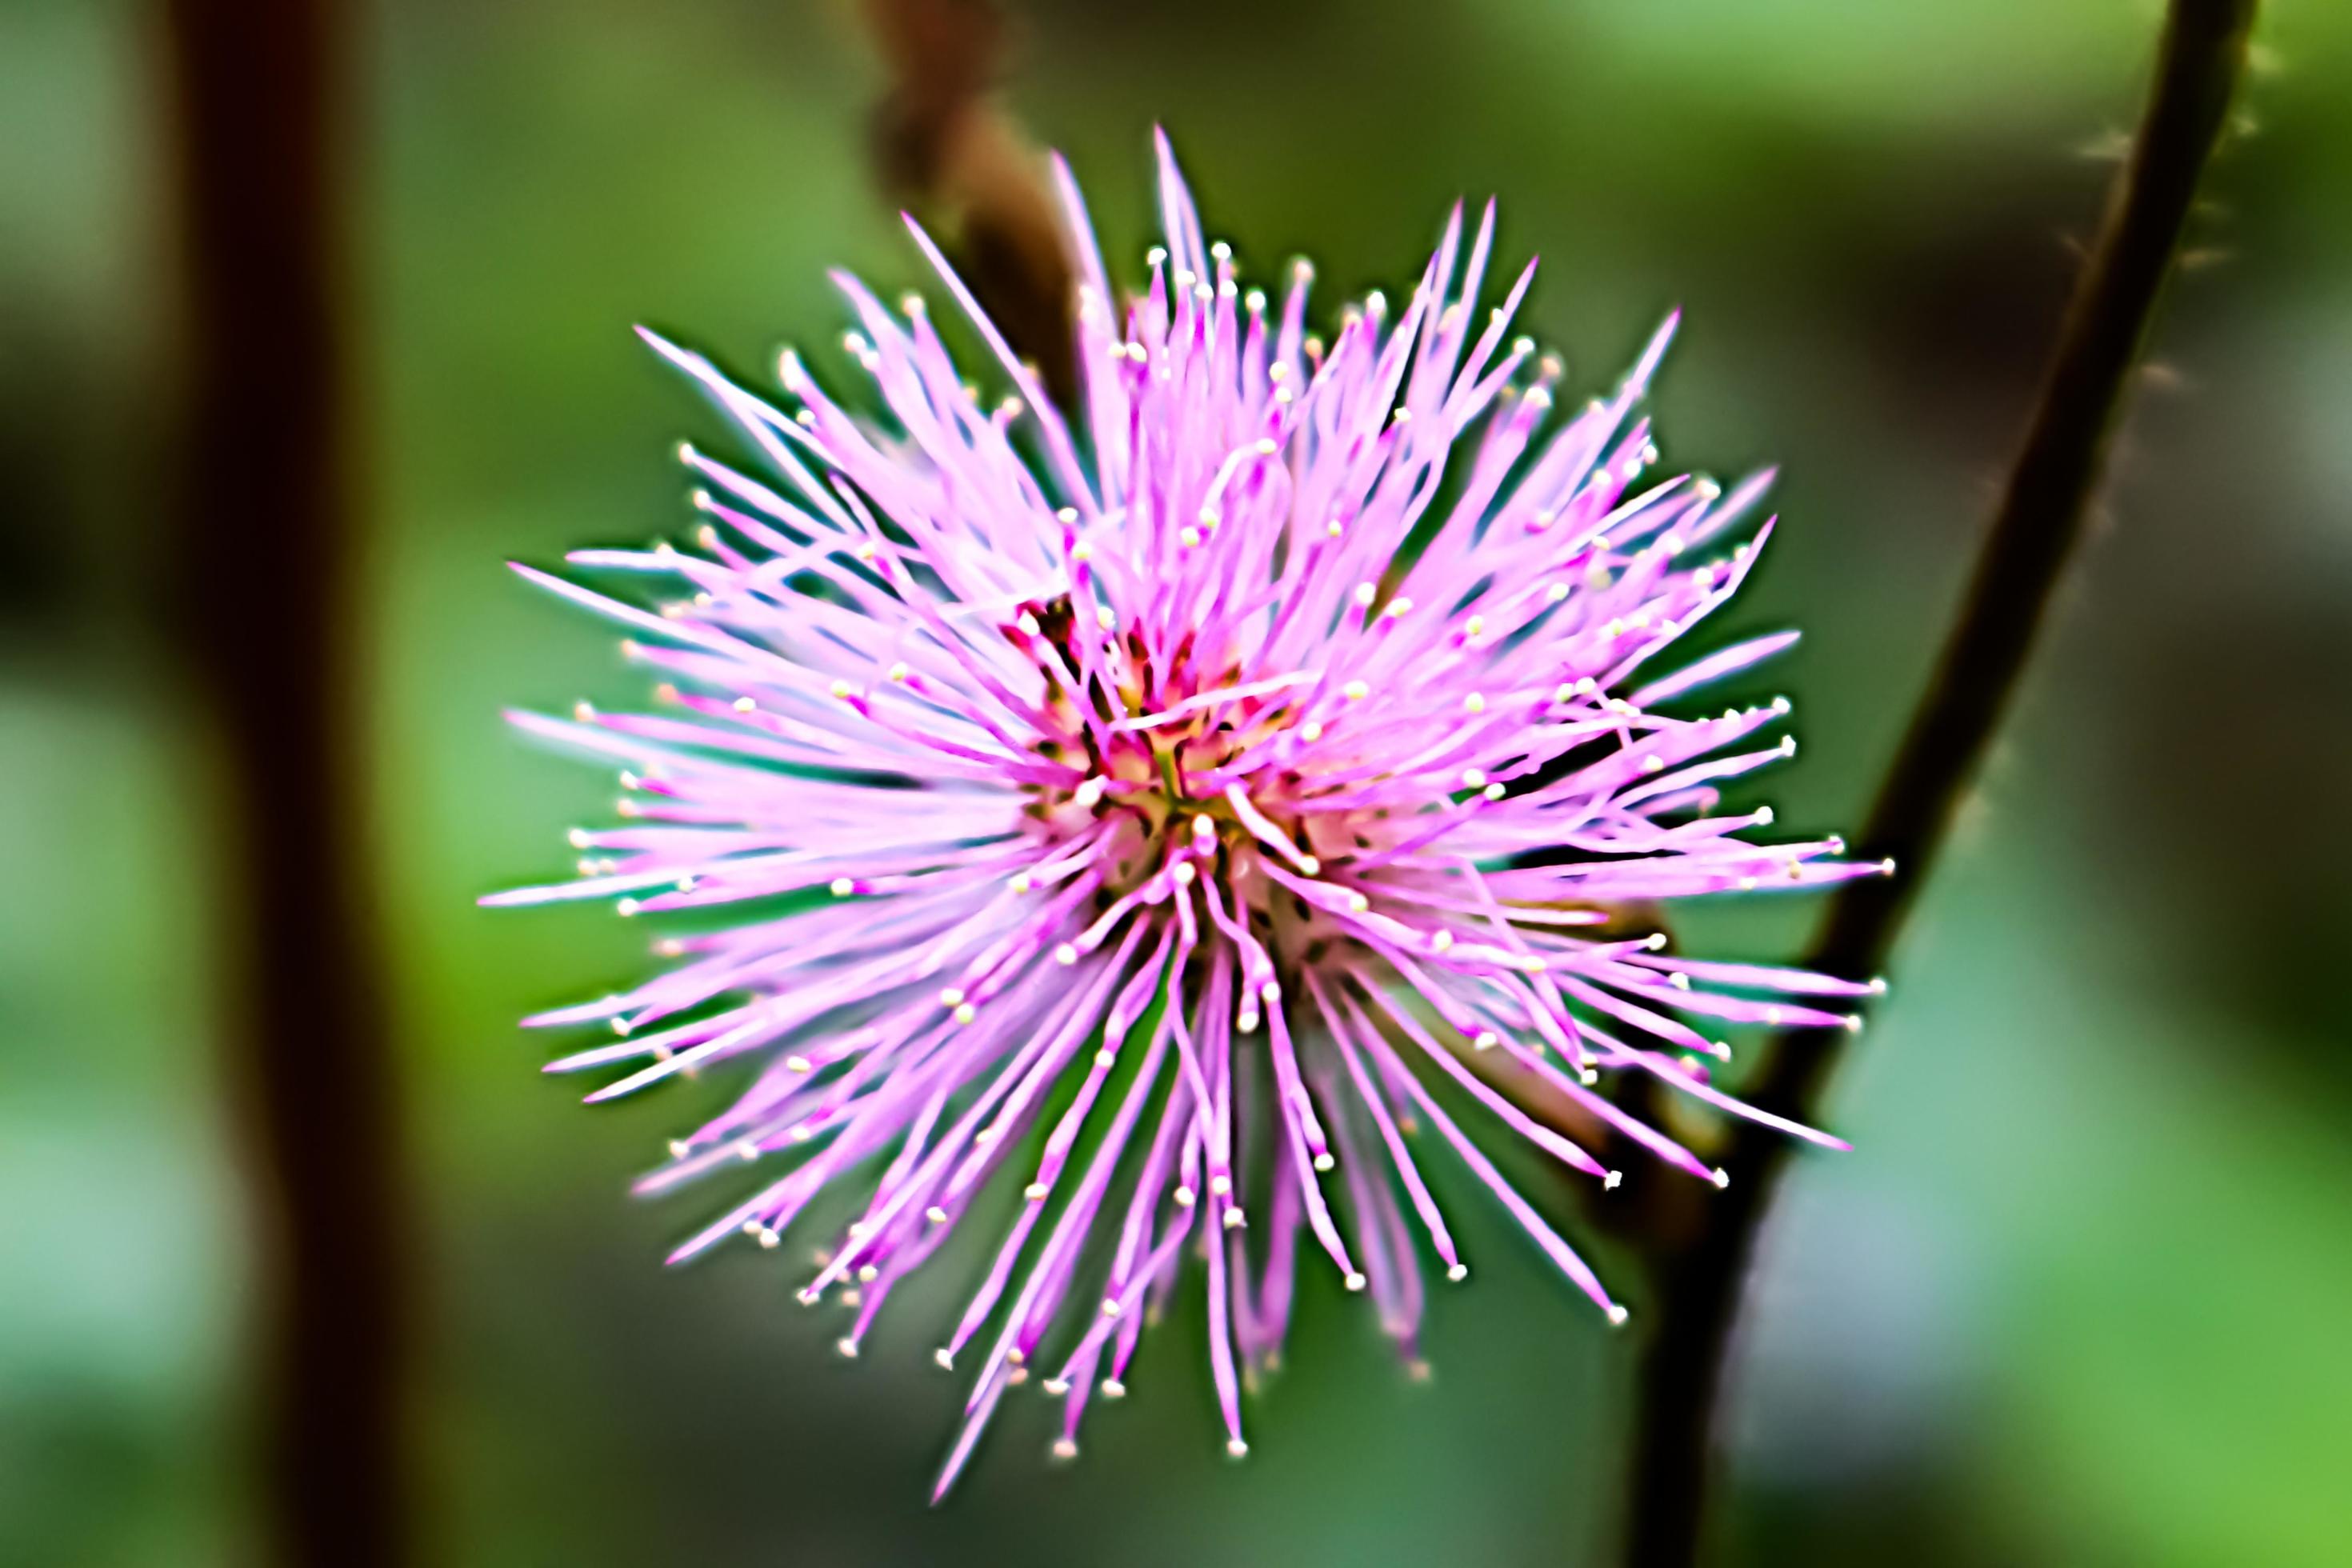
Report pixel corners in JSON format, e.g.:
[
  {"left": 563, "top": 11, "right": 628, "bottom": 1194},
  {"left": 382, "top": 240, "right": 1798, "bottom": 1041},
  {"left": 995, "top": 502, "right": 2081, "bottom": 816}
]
[
  {"left": 162, "top": 0, "right": 415, "bottom": 1562},
  {"left": 861, "top": 0, "right": 1078, "bottom": 409},
  {"left": 1621, "top": 2, "right": 2258, "bottom": 1562}
]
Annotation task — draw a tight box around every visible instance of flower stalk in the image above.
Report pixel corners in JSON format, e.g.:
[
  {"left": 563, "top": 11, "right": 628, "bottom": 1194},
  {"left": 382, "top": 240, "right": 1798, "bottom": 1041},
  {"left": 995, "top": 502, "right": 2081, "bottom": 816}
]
[{"left": 1620, "top": 2, "right": 2260, "bottom": 1562}]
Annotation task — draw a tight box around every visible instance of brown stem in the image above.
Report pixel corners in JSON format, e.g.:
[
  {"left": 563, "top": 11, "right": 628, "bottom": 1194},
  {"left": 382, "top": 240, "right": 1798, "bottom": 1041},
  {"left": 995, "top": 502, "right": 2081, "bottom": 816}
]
[
  {"left": 162, "top": 1, "right": 415, "bottom": 1563},
  {"left": 860, "top": 0, "right": 1078, "bottom": 408},
  {"left": 1622, "top": 2, "right": 2257, "bottom": 1563}
]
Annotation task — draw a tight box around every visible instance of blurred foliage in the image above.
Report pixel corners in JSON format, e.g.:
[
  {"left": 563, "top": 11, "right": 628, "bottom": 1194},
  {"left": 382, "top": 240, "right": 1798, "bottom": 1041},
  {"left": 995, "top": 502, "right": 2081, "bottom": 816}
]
[{"left": 3, "top": 0, "right": 2350, "bottom": 1562}]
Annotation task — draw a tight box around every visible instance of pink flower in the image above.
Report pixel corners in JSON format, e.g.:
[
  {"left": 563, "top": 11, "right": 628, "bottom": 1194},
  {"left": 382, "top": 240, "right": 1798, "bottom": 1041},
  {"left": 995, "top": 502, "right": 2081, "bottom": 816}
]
[{"left": 490, "top": 134, "right": 1884, "bottom": 1494}]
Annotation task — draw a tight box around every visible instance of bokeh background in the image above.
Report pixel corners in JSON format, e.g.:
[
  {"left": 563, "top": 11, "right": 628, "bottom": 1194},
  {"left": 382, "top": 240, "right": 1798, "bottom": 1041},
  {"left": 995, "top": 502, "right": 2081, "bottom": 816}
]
[{"left": 6, "top": 0, "right": 2349, "bottom": 1562}]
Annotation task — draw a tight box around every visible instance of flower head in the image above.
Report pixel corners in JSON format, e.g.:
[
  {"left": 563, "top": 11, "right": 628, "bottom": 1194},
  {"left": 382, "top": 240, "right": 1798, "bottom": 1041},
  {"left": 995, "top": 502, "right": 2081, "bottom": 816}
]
[{"left": 490, "top": 134, "right": 1885, "bottom": 1493}]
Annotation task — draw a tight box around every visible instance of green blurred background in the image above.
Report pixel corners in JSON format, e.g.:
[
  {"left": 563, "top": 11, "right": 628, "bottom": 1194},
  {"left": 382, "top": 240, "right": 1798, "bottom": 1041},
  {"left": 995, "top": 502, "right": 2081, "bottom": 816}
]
[{"left": 6, "top": 0, "right": 2350, "bottom": 1562}]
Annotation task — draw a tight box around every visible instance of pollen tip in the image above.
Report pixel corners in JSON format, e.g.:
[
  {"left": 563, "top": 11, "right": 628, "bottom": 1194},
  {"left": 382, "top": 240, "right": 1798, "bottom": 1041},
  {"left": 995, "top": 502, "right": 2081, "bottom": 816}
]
[
  {"left": 1100, "top": 1378, "right": 1126, "bottom": 1398},
  {"left": 1607, "top": 1304, "right": 1631, "bottom": 1327},
  {"left": 934, "top": 1347, "right": 954, "bottom": 1370},
  {"left": 1343, "top": 1271, "right": 1367, "bottom": 1292},
  {"left": 1446, "top": 1262, "right": 1469, "bottom": 1282},
  {"left": 1226, "top": 1438, "right": 1250, "bottom": 1458}
]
